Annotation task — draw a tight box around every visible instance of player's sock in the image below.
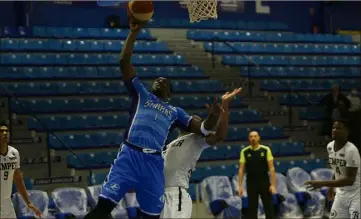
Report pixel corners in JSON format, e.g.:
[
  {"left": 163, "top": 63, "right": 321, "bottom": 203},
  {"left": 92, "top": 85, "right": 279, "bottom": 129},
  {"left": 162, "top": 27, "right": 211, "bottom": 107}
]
[{"left": 83, "top": 197, "right": 116, "bottom": 219}]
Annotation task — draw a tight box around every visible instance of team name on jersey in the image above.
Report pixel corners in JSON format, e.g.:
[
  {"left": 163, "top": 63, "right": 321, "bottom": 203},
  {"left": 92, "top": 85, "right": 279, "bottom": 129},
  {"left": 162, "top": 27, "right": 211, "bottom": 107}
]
[
  {"left": 328, "top": 157, "right": 346, "bottom": 167},
  {"left": 170, "top": 139, "right": 185, "bottom": 147},
  {"left": 144, "top": 100, "right": 173, "bottom": 119},
  {"left": 0, "top": 162, "right": 17, "bottom": 170}
]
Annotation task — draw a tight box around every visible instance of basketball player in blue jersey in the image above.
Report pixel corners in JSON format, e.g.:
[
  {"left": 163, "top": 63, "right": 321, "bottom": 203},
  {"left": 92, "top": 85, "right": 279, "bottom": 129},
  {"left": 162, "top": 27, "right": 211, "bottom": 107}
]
[{"left": 84, "top": 18, "right": 224, "bottom": 219}]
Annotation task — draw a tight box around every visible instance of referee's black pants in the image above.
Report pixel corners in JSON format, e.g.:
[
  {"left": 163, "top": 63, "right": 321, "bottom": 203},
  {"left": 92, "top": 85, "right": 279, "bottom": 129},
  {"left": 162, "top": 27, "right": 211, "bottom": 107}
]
[{"left": 246, "top": 181, "right": 275, "bottom": 219}]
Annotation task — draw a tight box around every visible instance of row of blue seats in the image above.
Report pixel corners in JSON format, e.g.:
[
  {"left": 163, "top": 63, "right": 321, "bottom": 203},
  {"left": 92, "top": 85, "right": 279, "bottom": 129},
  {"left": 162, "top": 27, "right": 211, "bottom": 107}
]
[
  {"left": 0, "top": 66, "right": 206, "bottom": 80},
  {"left": 299, "top": 108, "right": 324, "bottom": 121},
  {"left": 2, "top": 80, "right": 224, "bottom": 96},
  {"left": 188, "top": 30, "right": 354, "bottom": 43},
  {"left": 1, "top": 39, "right": 170, "bottom": 53},
  {"left": 11, "top": 97, "right": 246, "bottom": 114},
  {"left": 240, "top": 66, "right": 360, "bottom": 78},
  {"left": 2, "top": 26, "right": 154, "bottom": 40},
  {"left": 28, "top": 110, "right": 266, "bottom": 131},
  {"left": 192, "top": 159, "right": 325, "bottom": 182},
  {"left": 201, "top": 142, "right": 307, "bottom": 161},
  {"left": 148, "top": 19, "right": 288, "bottom": 31},
  {"left": 0, "top": 53, "right": 188, "bottom": 66},
  {"left": 280, "top": 93, "right": 360, "bottom": 106},
  {"left": 67, "top": 142, "right": 307, "bottom": 169},
  {"left": 1, "top": 21, "right": 287, "bottom": 39},
  {"left": 204, "top": 42, "right": 360, "bottom": 54},
  {"left": 48, "top": 126, "right": 287, "bottom": 149},
  {"left": 223, "top": 55, "right": 360, "bottom": 66},
  {"left": 279, "top": 94, "right": 323, "bottom": 106},
  {"left": 261, "top": 79, "right": 360, "bottom": 92},
  {"left": 89, "top": 159, "right": 325, "bottom": 184}
]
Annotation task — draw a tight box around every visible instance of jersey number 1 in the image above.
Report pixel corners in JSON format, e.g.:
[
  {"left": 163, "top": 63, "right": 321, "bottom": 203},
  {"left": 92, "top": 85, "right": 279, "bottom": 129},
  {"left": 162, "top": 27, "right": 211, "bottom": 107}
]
[{"left": 3, "top": 171, "right": 9, "bottom": 180}]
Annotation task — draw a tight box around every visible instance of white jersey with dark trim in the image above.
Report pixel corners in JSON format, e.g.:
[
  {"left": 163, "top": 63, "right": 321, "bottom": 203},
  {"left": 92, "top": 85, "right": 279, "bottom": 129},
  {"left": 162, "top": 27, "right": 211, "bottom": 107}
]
[
  {"left": 327, "top": 141, "right": 360, "bottom": 194},
  {"left": 1, "top": 145, "right": 20, "bottom": 200},
  {"left": 163, "top": 133, "right": 210, "bottom": 189}
]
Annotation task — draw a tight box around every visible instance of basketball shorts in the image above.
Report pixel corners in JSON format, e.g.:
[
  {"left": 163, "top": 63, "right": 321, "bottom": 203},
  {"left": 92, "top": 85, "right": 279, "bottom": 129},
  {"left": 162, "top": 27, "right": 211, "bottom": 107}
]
[
  {"left": 100, "top": 144, "right": 165, "bottom": 215},
  {"left": 330, "top": 190, "right": 360, "bottom": 219},
  {"left": 160, "top": 187, "right": 192, "bottom": 219},
  {"left": 0, "top": 198, "right": 16, "bottom": 219}
]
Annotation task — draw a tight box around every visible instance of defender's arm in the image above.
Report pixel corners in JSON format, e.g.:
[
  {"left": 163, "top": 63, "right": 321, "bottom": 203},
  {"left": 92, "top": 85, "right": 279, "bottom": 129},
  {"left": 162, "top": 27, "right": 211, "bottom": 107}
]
[{"left": 204, "top": 100, "right": 229, "bottom": 145}]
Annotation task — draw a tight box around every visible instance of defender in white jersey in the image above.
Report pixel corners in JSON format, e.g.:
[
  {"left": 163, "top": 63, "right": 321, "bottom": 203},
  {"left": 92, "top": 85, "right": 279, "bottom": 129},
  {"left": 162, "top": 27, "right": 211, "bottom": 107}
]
[
  {"left": 305, "top": 121, "right": 360, "bottom": 219},
  {"left": 161, "top": 88, "right": 242, "bottom": 219},
  {"left": 0, "top": 125, "right": 42, "bottom": 218}
]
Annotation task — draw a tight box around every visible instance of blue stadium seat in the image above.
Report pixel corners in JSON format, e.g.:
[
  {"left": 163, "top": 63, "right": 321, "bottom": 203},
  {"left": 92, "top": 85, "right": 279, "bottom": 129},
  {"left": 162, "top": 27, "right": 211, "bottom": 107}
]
[
  {"left": 188, "top": 30, "right": 355, "bottom": 44},
  {"left": 299, "top": 107, "right": 324, "bottom": 121},
  {"left": 48, "top": 132, "right": 124, "bottom": 149}
]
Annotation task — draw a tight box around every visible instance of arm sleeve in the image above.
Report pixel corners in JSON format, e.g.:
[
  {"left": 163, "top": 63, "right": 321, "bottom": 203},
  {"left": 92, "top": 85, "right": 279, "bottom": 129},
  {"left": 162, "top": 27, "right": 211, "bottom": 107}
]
[
  {"left": 346, "top": 147, "right": 361, "bottom": 168},
  {"left": 175, "top": 107, "right": 192, "bottom": 130},
  {"left": 240, "top": 150, "right": 246, "bottom": 164},
  {"left": 124, "top": 76, "right": 148, "bottom": 97},
  {"left": 15, "top": 150, "right": 20, "bottom": 169},
  {"left": 266, "top": 147, "right": 274, "bottom": 161}
]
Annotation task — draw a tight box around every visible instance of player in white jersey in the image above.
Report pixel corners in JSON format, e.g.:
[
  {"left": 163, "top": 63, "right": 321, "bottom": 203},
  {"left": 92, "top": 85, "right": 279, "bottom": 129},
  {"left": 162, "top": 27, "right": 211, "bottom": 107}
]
[
  {"left": 160, "top": 88, "right": 242, "bottom": 219},
  {"left": 0, "top": 125, "right": 42, "bottom": 218},
  {"left": 305, "top": 120, "right": 360, "bottom": 219}
]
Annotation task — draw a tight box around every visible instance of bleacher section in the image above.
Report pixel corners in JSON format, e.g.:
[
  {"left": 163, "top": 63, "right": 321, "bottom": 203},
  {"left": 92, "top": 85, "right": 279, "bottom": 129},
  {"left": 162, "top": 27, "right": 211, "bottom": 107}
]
[
  {"left": 188, "top": 30, "right": 360, "bottom": 123},
  {"left": 2, "top": 22, "right": 351, "bottom": 218},
  {"left": 1, "top": 26, "right": 314, "bottom": 209}
]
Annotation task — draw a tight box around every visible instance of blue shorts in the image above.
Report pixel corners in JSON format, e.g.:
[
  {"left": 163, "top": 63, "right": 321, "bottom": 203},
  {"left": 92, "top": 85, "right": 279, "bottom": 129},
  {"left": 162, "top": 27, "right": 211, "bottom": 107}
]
[{"left": 100, "top": 144, "right": 165, "bottom": 215}]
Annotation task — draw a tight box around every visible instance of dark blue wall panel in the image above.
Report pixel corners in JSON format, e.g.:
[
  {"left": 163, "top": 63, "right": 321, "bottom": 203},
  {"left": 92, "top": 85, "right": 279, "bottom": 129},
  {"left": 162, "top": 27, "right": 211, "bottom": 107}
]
[
  {"left": 0, "top": 2, "right": 16, "bottom": 27},
  {"left": 2, "top": 1, "right": 360, "bottom": 33}
]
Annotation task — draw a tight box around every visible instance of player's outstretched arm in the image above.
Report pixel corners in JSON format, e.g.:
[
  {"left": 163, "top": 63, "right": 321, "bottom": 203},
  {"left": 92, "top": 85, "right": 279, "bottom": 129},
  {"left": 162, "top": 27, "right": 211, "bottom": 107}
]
[
  {"left": 204, "top": 88, "right": 243, "bottom": 145},
  {"left": 13, "top": 169, "right": 43, "bottom": 217},
  {"left": 120, "top": 18, "right": 145, "bottom": 81},
  {"left": 305, "top": 149, "right": 360, "bottom": 189},
  {"left": 305, "top": 167, "right": 358, "bottom": 189},
  {"left": 188, "top": 88, "right": 242, "bottom": 136}
]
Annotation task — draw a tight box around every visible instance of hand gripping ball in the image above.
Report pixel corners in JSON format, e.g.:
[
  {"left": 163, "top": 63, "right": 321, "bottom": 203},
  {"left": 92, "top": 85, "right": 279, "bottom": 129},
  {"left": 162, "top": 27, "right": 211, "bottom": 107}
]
[{"left": 128, "top": 0, "right": 154, "bottom": 22}]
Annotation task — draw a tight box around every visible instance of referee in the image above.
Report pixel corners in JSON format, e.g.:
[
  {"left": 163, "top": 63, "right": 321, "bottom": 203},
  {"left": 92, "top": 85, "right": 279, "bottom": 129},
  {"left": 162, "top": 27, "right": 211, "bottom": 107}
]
[{"left": 238, "top": 131, "right": 276, "bottom": 219}]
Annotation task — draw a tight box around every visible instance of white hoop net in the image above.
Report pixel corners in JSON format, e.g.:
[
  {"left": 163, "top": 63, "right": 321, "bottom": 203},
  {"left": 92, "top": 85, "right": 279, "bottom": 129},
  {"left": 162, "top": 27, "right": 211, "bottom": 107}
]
[{"left": 184, "top": 0, "right": 218, "bottom": 23}]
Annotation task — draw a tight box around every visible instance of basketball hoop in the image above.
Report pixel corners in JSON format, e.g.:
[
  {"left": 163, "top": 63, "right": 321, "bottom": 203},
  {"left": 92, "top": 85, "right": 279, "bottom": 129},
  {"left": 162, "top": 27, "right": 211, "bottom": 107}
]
[{"left": 184, "top": 0, "right": 218, "bottom": 23}]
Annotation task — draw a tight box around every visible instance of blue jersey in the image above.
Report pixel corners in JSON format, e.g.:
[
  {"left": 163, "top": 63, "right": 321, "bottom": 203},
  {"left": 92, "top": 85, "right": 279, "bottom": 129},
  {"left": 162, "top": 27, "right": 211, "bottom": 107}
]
[{"left": 124, "top": 76, "right": 192, "bottom": 152}]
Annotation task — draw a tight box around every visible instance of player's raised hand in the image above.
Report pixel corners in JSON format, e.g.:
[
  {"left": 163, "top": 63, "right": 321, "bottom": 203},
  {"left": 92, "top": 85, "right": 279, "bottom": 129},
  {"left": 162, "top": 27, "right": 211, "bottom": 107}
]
[
  {"left": 205, "top": 97, "right": 221, "bottom": 116},
  {"left": 129, "top": 16, "right": 147, "bottom": 33},
  {"left": 222, "top": 88, "right": 242, "bottom": 103},
  {"left": 27, "top": 202, "right": 43, "bottom": 218}
]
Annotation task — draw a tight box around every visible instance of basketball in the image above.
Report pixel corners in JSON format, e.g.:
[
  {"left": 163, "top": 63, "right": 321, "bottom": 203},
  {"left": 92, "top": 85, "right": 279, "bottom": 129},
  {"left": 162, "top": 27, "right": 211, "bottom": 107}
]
[{"left": 128, "top": 0, "right": 154, "bottom": 22}]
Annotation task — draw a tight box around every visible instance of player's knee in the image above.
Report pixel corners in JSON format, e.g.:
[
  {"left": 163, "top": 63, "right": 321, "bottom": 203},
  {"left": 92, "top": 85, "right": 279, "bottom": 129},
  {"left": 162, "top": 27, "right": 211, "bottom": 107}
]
[
  {"left": 139, "top": 210, "right": 161, "bottom": 219},
  {"left": 84, "top": 197, "right": 116, "bottom": 219}
]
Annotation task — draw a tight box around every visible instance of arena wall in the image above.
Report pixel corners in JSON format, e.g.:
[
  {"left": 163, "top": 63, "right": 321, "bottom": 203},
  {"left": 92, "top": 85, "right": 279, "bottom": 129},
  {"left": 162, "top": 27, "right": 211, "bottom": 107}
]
[{"left": 1, "top": 1, "right": 360, "bottom": 33}]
